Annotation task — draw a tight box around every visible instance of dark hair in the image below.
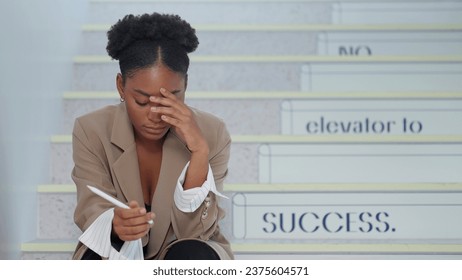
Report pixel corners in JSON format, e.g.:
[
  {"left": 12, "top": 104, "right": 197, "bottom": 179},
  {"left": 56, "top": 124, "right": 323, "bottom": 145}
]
[{"left": 106, "top": 13, "right": 199, "bottom": 80}]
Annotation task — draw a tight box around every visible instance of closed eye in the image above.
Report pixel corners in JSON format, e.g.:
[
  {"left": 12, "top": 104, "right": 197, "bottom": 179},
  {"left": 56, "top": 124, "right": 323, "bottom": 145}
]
[{"left": 135, "top": 100, "right": 149, "bottom": 106}]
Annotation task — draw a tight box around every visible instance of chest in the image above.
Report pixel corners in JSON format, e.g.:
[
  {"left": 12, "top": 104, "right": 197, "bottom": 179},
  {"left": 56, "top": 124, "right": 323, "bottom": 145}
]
[{"left": 136, "top": 146, "right": 163, "bottom": 205}]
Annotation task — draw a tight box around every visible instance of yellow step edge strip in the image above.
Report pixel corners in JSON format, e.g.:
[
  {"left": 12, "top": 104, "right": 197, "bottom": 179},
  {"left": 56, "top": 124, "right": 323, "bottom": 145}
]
[
  {"left": 38, "top": 184, "right": 76, "bottom": 193},
  {"left": 38, "top": 183, "right": 462, "bottom": 193},
  {"left": 83, "top": 23, "right": 462, "bottom": 32},
  {"left": 63, "top": 91, "right": 462, "bottom": 99},
  {"left": 230, "top": 135, "right": 462, "bottom": 143},
  {"left": 231, "top": 243, "right": 462, "bottom": 254},
  {"left": 224, "top": 183, "right": 462, "bottom": 192},
  {"left": 21, "top": 242, "right": 77, "bottom": 253},
  {"left": 21, "top": 241, "right": 462, "bottom": 254},
  {"left": 51, "top": 134, "right": 462, "bottom": 144},
  {"left": 74, "top": 55, "right": 462, "bottom": 63},
  {"left": 89, "top": 0, "right": 303, "bottom": 1},
  {"left": 89, "top": 0, "right": 462, "bottom": 4}
]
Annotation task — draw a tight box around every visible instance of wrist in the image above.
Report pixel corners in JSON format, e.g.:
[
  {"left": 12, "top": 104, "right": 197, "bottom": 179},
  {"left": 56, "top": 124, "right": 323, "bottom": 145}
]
[
  {"left": 189, "top": 148, "right": 209, "bottom": 166},
  {"left": 188, "top": 140, "right": 209, "bottom": 155},
  {"left": 184, "top": 148, "right": 209, "bottom": 190}
]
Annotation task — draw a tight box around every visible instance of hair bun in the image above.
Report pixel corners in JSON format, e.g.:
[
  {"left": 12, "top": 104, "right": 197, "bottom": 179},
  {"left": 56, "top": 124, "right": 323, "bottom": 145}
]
[{"left": 106, "top": 12, "right": 199, "bottom": 60}]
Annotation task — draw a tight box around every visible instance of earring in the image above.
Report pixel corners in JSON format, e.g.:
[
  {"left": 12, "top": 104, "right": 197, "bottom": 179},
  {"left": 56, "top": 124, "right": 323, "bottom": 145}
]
[{"left": 120, "top": 97, "right": 125, "bottom": 102}]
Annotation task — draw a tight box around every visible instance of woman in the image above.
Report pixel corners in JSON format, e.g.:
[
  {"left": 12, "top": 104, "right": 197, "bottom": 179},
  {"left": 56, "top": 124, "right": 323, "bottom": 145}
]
[{"left": 71, "top": 12, "right": 233, "bottom": 260}]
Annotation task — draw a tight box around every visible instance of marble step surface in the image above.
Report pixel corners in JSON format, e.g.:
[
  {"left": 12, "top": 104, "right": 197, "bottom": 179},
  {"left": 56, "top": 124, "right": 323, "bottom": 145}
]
[
  {"left": 80, "top": 25, "right": 320, "bottom": 56},
  {"left": 59, "top": 97, "right": 282, "bottom": 135},
  {"left": 85, "top": 1, "right": 462, "bottom": 26},
  {"left": 21, "top": 238, "right": 462, "bottom": 260},
  {"left": 49, "top": 134, "right": 462, "bottom": 184},
  {"left": 86, "top": 0, "right": 332, "bottom": 25},
  {"left": 79, "top": 24, "right": 462, "bottom": 56},
  {"left": 59, "top": 91, "right": 462, "bottom": 135},
  {"left": 71, "top": 56, "right": 462, "bottom": 91},
  {"left": 36, "top": 182, "right": 462, "bottom": 240}
]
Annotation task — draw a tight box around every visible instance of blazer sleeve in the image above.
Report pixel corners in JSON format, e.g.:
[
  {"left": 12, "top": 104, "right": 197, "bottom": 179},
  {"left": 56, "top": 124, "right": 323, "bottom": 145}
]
[
  {"left": 171, "top": 119, "right": 231, "bottom": 241},
  {"left": 71, "top": 118, "right": 117, "bottom": 231}
]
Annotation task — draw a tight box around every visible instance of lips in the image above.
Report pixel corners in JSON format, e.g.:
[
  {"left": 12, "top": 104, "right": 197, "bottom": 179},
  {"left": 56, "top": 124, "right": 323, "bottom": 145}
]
[{"left": 143, "top": 125, "right": 168, "bottom": 134}]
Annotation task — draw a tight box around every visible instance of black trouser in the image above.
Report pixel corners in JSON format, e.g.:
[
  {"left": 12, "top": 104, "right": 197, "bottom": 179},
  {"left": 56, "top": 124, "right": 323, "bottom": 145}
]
[
  {"left": 81, "top": 239, "right": 219, "bottom": 260},
  {"left": 162, "top": 239, "right": 220, "bottom": 260}
]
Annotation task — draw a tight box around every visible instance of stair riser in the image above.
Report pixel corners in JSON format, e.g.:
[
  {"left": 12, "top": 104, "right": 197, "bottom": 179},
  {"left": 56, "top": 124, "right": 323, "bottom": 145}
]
[
  {"left": 21, "top": 251, "right": 462, "bottom": 260},
  {"left": 73, "top": 62, "right": 462, "bottom": 92},
  {"left": 21, "top": 253, "right": 74, "bottom": 260},
  {"left": 61, "top": 99, "right": 282, "bottom": 135},
  {"left": 87, "top": 2, "right": 331, "bottom": 25},
  {"left": 51, "top": 143, "right": 260, "bottom": 184},
  {"left": 72, "top": 62, "right": 303, "bottom": 91},
  {"left": 38, "top": 193, "right": 81, "bottom": 239},
  {"left": 38, "top": 191, "right": 234, "bottom": 240},
  {"left": 80, "top": 30, "right": 318, "bottom": 56}
]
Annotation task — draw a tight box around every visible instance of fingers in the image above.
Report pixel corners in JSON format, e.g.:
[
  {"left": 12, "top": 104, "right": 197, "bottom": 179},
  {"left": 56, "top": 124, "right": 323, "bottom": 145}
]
[
  {"left": 148, "top": 88, "right": 208, "bottom": 153},
  {"left": 113, "top": 200, "right": 155, "bottom": 241},
  {"left": 149, "top": 88, "right": 189, "bottom": 114},
  {"left": 149, "top": 88, "right": 178, "bottom": 106}
]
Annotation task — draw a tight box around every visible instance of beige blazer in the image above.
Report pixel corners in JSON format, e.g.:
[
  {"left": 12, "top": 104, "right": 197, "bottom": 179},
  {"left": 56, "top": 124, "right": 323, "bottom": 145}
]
[{"left": 71, "top": 103, "right": 233, "bottom": 259}]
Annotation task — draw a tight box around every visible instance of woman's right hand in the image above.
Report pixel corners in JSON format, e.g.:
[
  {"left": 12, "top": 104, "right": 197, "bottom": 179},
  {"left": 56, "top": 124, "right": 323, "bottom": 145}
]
[{"left": 112, "top": 200, "right": 155, "bottom": 241}]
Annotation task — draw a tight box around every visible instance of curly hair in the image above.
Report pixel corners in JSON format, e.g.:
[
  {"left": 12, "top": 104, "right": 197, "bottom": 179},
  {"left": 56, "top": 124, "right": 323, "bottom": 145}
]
[{"left": 106, "top": 12, "right": 199, "bottom": 80}]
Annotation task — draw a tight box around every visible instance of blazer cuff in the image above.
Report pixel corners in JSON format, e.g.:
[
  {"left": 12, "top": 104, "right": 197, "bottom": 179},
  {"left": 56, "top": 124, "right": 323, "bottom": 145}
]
[{"left": 174, "top": 161, "right": 228, "bottom": 213}]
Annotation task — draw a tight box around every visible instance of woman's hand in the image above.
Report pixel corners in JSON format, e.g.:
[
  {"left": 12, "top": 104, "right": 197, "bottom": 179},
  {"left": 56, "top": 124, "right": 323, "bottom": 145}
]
[
  {"left": 112, "top": 201, "right": 155, "bottom": 241},
  {"left": 149, "top": 88, "right": 209, "bottom": 154}
]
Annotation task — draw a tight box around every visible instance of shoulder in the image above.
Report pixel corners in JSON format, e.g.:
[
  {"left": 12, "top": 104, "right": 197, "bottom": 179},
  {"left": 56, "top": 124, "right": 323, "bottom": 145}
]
[
  {"left": 190, "top": 107, "right": 231, "bottom": 153},
  {"left": 72, "top": 105, "right": 119, "bottom": 142},
  {"left": 191, "top": 107, "right": 225, "bottom": 129},
  {"left": 75, "top": 105, "right": 118, "bottom": 128}
]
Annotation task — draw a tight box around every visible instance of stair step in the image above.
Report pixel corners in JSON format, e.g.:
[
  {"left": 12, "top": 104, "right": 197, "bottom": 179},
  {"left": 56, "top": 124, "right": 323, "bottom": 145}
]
[
  {"left": 332, "top": 1, "right": 462, "bottom": 24},
  {"left": 74, "top": 54, "right": 462, "bottom": 63},
  {"left": 86, "top": 0, "right": 331, "bottom": 25},
  {"left": 39, "top": 183, "right": 462, "bottom": 194},
  {"left": 62, "top": 90, "right": 462, "bottom": 100},
  {"left": 51, "top": 134, "right": 462, "bottom": 144},
  {"left": 59, "top": 92, "right": 462, "bottom": 135},
  {"left": 60, "top": 96, "right": 283, "bottom": 135},
  {"left": 80, "top": 23, "right": 462, "bottom": 56},
  {"left": 82, "top": 23, "right": 462, "bottom": 32},
  {"left": 71, "top": 56, "right": 462, "bottom": 91},
  {"left": 21, "top": 239, "right": 462, "bottom": 259},
  {"left": 50, "top": 136, "right": 462, "bottom": 184},
  {"left": 85, "top": 1, "right": 462, "bottom": 25},
  {"left": 37, "top": 183, "right": 462, "bottom": 241}
]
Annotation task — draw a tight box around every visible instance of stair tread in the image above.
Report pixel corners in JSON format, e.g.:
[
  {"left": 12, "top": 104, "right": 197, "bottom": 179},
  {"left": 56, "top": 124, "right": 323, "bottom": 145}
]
[
  {"left": 50, "top": 134, "right": 462, "bottom": 144},
  {"left": 82, "top": 23, "right": 462, "bottom": 32},
  {"left": 74, "top": 54, "right": 462, "bottom": 63},
  {"left": 62, "top": 91, "right": 462, "bottom": 99},
  {"left": 38, "top": 183, "right": 462, "bottom": 193},
  {"left": 22, "top": 239, "right": 462, "bottom": 253}
]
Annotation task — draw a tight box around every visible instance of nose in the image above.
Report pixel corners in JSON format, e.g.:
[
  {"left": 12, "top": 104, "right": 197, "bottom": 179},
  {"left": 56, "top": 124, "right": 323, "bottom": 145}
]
[{"left": 147, "top": 107, "right": 162, "bottom": 123}]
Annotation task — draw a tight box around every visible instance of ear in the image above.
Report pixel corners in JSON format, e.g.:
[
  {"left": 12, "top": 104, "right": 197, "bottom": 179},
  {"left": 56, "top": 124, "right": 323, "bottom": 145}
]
[{"left": 116, "top": 73, "right": 125, "bottom": 100}]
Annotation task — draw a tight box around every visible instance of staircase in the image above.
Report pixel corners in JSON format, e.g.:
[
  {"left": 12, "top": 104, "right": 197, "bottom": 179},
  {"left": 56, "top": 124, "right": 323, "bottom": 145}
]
[{"left": 21, "top": 0, "right": 462, "bottom": 259}]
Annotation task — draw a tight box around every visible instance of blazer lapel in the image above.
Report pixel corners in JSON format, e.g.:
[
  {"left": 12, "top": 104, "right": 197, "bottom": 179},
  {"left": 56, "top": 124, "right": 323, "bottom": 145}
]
[
  {"left": 110, "top": 104, "right": 145, "bottom": 210},
  {"left": 148, "top": 130, "right": 190, "bottom": 256}
]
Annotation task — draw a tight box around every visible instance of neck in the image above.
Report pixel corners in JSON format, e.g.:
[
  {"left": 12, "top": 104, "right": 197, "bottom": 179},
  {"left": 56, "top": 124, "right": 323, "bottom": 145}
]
[{"left": 135, "top": 133, "right": 165, "bottom": 153}]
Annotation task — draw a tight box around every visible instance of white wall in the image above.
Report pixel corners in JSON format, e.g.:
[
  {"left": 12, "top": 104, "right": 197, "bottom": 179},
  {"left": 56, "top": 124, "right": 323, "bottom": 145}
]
[{"left": 0, "top": 0, "right": 88, "bottom": 259}]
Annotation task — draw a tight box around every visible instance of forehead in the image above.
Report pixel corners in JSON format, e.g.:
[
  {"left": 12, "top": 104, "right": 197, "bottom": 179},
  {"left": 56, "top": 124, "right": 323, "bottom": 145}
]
[{"left": 125, "top": 65, "right": 185, "bottom": 93}]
